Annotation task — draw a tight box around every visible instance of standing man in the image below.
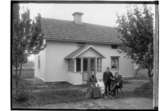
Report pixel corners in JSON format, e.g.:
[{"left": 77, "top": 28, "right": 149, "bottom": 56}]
[{"left": 103, "top": 67, "right": 113, "bottom": 96}]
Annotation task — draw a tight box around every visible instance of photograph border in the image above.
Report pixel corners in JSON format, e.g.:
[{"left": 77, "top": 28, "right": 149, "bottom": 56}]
[{"left": 11, "top": 0, "right": 159, "bottom": 110}]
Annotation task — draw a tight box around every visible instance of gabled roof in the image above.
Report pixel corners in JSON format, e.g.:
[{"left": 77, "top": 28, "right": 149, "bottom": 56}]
[
  {"left": 65, "top": 45, "right": 105, "bottom": 59},
  {"left": 41, "top": 18, "right": 122, "bottom": 44}
]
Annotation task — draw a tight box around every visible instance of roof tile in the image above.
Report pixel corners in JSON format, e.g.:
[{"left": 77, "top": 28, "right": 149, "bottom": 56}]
[{"left": 41, "top": 18, "right": 121, "bottom": 44}]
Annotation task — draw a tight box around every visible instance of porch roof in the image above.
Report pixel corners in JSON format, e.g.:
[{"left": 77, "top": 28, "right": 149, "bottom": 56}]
[{"left": 65, "top": 45, "right": 105, "bottom": 59}]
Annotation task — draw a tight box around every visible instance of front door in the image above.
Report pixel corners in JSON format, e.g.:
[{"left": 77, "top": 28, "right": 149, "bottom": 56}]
[{"left": 82, "top": 58, "right": 96, "bottom": 83}]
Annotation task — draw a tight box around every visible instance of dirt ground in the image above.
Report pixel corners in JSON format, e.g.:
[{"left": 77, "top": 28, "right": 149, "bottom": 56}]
[
  {"left": 34, "top": 97, "right": 152, "bottom": 109},
  {"left": 30, "top": 79, "right": 153, "bottom": 109}
]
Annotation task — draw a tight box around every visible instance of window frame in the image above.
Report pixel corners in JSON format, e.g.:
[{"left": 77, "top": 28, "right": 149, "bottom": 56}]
[{"left": 83, "top": 58, "right": 88, "bottom": 72}]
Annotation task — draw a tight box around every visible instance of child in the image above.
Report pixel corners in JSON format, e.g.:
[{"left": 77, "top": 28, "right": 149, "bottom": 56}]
[{"left": 96, "top": 79, "right": 105, "bottom": 95}]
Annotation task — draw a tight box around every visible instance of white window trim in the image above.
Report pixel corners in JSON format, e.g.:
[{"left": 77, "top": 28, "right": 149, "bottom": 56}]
[
  {"left": 74, "top": 59, "right": 76, "bottom": 72},
  {"left": 81, "top": 58, "right": 83, "bottom": 73}
]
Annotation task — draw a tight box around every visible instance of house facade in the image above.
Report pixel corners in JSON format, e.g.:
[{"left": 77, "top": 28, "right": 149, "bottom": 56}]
[{"left": 34, "top": 12, "right": 135, "bottom": 85}]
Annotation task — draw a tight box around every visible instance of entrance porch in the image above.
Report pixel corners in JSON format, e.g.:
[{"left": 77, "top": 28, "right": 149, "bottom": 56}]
[{"left": 65, "top": 45, "right": 105, "bottom": 84}]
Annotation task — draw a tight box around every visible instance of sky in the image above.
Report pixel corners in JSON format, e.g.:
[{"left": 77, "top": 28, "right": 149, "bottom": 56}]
[
  {"left": 20, "top": 3, "right": 155, "bottom": 27},
  {"left": 19, "top": 3, "right": 155, "bottom": 61}
]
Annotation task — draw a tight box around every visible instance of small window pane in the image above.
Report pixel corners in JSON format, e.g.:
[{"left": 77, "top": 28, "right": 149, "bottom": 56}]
[
  {"left": 90, "top": 58, "right": 95, "bottom": 72},
  {"left": 83, "top": 58, "right": 88, "bottom": 72},
  {"left": 76, "top": 58, "right": 81, "bottom": 72}
]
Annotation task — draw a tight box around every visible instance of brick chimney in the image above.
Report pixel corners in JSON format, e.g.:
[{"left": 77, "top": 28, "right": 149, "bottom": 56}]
[{"left": 72, "top": 12, "right": 83, "bottom": 24}]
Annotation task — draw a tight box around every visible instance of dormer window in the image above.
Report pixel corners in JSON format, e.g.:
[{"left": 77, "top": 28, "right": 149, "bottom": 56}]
[
  {"left": 111, "top": 44, "right": 118, "bottom": 49},
  {"left": 77, "top": 42, "right": 86, "bottom": 47}
]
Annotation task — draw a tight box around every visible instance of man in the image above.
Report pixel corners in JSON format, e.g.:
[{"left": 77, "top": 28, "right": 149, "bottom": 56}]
[{"left": 103, "top": 67, "right": 113, "bottom": 96}]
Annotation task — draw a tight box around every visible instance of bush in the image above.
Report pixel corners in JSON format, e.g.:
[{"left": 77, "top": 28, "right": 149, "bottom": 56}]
[
  {"left": 13, "top": 78, "right": 33, "bottom": 104},
  {"left": 15, "top": 90, "right": 30, "bottom": 102}
]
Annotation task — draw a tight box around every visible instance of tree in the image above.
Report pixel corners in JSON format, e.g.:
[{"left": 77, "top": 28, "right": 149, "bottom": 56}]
[
  {"left": 12, "top": 4, "right": 45, "bottom": 90},
  {"left": 116, "top": 6, "right": 153, "bottom": 79}
]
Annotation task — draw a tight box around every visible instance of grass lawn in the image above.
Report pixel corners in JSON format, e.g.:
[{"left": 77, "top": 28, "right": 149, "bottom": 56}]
[
  {"left": 12, "top": 78, "right": 153, "bottom": 108},
  {"left": 12, "top": 79, "right": 89, "bottom": 108}
]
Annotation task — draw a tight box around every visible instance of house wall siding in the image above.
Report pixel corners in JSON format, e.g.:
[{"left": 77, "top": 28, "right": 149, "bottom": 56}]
[
  {"left": 43, "top": 41, "right": 134, "bottom": 84},
  {"left": 92, "top": 44, "right": 134, "bottom": 80},
  {"left": 34, "top": 49, "right": 46, "bottom": 81},
  {"left": 67, "top": 72, "right": 83, "bottom": 85},
  {"left": 45, "top": 41, "right": 79, "bottom": 82}
]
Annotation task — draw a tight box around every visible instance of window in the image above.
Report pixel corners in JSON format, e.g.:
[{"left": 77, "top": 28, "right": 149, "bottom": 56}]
[
  {"left": 67, "top": 58, "right": 102, "bottom": 72},
  {"left": 38, "top": 55, "right": 40, "bottom": 69},
  {"left": 67, "top": 58, "right": 81, "bottom": 72},
  {"left": 76, "top": 58, "right": 81, "bottom": 72},
  {"left": 97, "top": 58, "right": 102, "bottom": 72},
  {"left": 111, "top": 56, "right": 119, "bottom": 70},
  {"left": 68, "top": 59, "right": 74, "bottom": 72}
]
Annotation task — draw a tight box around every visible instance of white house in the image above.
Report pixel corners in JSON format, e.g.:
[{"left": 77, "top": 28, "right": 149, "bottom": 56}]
[{"left": 34, "top": 12, "right": 135, "bottom": 85}]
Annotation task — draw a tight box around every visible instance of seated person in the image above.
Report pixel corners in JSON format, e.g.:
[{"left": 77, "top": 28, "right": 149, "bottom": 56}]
[
  {"left": 88, "top": 74, "right": 101, "bottom": 98},
  {"left": 89, "top": 73, "right": 97, "bottom": 87},
  {"left": 113, "top": 72, "right": 123, "bottom": 96}
]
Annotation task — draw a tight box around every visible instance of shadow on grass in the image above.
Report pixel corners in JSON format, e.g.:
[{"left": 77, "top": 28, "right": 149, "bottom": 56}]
[
  {"left": 114, "top": 81, "right": 153, "bottom": 100},
  {"left": 133, "top": 81, "right": 153, "bottom": 98}
]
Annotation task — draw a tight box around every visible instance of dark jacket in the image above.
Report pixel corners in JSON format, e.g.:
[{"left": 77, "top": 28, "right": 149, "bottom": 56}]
[
  {"left": 89, "top": 75, "right": 97, "bottom": 83},
  {"left": 103, "top": 71, "right": 113, "bottom": 83},
  {"left": 114, "top": 75, "right": 123, "bottom": 88}
]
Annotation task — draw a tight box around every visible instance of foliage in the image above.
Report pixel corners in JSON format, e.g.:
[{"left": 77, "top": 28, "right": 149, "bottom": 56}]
[
  {"left": 12, "top": 78, "right": 33, "bottom": 106},
  {"left": 14, "top": 88, "right": 30, "bottom": 103},
  {"left": 116, "top": 6, "right": 153, "bottom": 78},
  {"left": 12, "top": 4, "right": 45, "bottom": 89}
]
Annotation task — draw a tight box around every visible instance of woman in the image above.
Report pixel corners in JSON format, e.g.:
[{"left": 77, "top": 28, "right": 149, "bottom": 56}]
[
  {"left": 112, "top": 72, "right": 123, "bottom": 96},
  {"left": 89, "top": 74, "right": 97, "bottom": 87},
  {"left": 88, "top": 73, "right": 101, "bottom": 98}
]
